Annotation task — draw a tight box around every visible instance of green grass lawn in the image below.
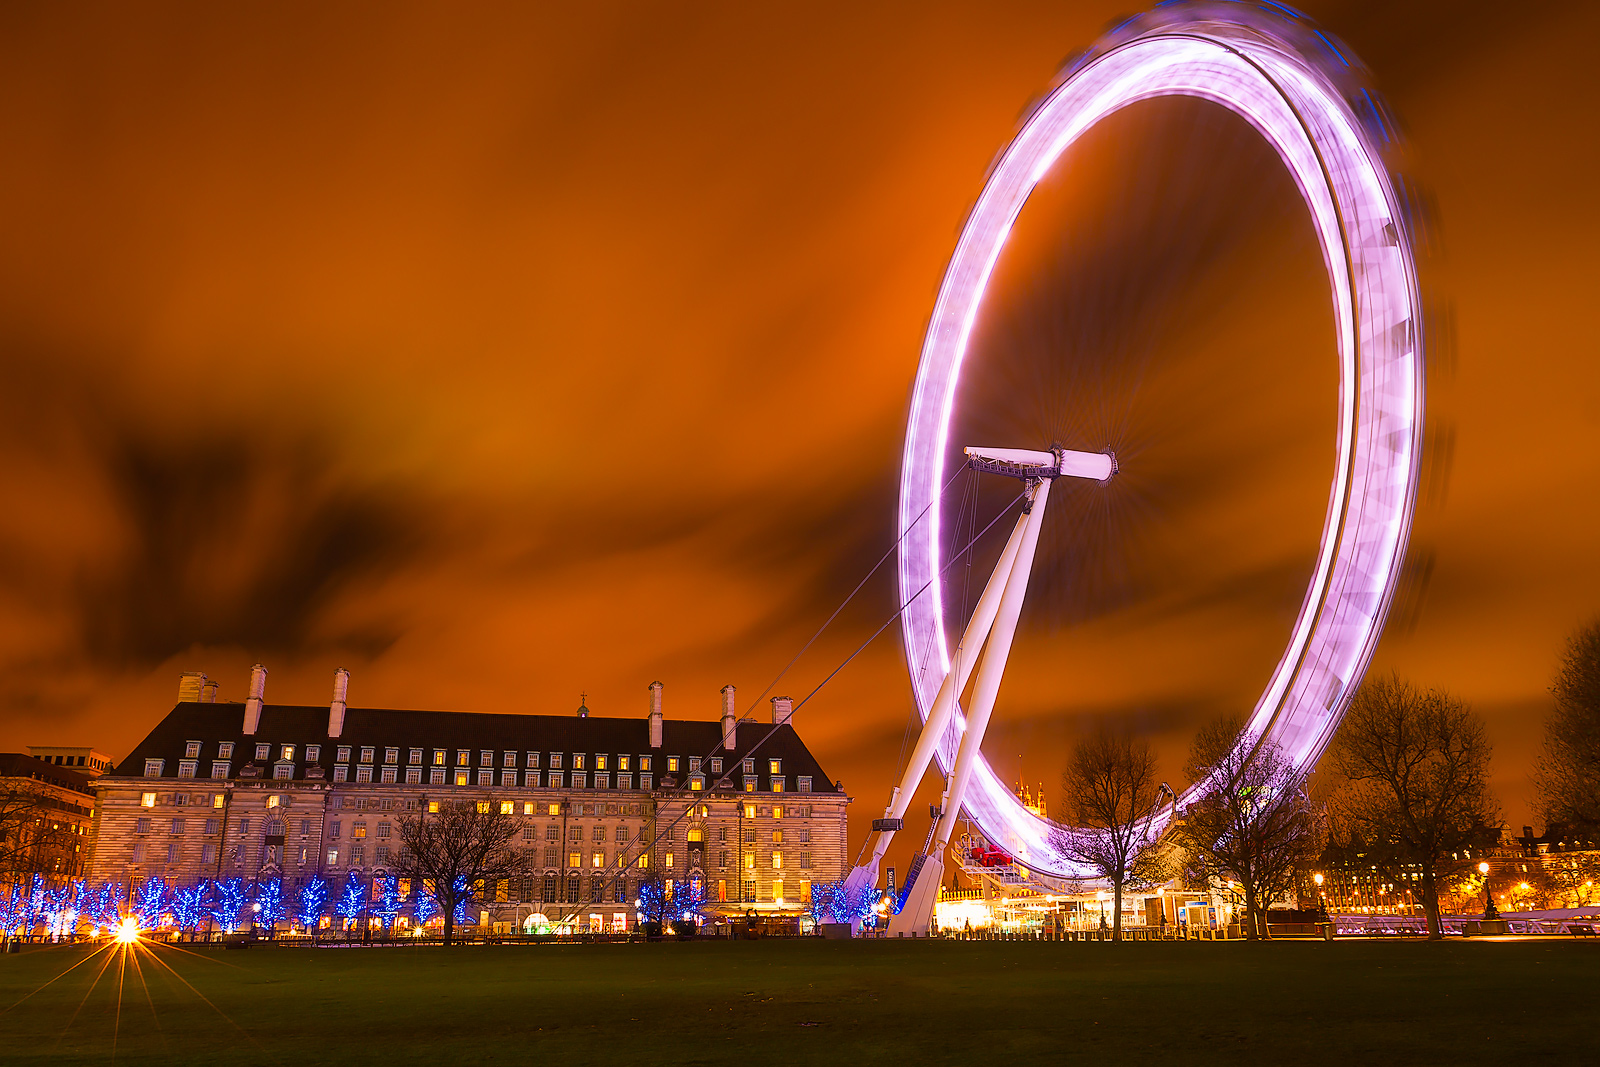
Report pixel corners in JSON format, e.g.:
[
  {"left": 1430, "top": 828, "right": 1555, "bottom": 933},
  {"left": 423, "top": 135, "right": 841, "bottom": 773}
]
[{"left": 1, "top": 937, "right": 1594, "bottom": 1065}]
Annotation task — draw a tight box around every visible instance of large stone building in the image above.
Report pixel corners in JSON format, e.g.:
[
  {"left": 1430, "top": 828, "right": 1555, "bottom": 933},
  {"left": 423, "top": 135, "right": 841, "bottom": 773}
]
[{"left": 88, "top": 666, "right": 851, "bottom": 933}]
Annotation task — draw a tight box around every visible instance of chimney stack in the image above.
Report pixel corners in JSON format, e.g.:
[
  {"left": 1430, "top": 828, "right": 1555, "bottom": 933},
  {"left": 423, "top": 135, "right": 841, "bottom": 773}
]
[
  {"left": 243, "top": 663, "right": 268, "bottom": 735},
  {"left": 648, "top": 681, "right": 664, "bottom": 748},
  {"left": 771, "top": 696, "right": 793, "bottom": 725},
  {"left": 328, "top": 668, "right": 350, "bottom": 738},
  {"left": 201, "top": 680, "right": 219, "bottom": 703},
  {"left": 720, "top": 684, "right": 737, "bottom": 751},
  {"left": 178, "top": 671, "right": 207, "bottom": 702}
]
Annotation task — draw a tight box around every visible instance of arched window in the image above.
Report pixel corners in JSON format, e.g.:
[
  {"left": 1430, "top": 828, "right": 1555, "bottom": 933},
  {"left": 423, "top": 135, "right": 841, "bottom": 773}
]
[
  {"left": 687, "top": 828, "right": 704, "bottom": 844},
  {"left": 541, "top": 872, "right": 556, "bottom": 903}
]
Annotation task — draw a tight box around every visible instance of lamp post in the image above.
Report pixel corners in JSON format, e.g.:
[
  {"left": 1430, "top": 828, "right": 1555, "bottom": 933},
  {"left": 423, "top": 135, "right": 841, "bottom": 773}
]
[{"left": 1479, "top": 861, "right": 1497, "bottom": 920}]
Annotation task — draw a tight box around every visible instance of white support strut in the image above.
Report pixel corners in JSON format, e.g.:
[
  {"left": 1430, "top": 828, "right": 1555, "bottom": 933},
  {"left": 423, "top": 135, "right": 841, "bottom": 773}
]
[{"left": 846, "top": 446, "right": 1111, "bottom": 935}]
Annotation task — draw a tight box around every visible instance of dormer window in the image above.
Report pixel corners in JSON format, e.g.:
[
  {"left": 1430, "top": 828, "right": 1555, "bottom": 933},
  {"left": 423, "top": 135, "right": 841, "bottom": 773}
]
[
  {"left": 184, "top": 741, "right": 202, "bottom": 759},
  {"left": 667, "top": 757, "right": 680, "bottom": 773},
  {"left": 360, "top": 747, "right": 374, "bottom": 763},
  {"left": 385, "top": 748, "right": 398, "bottom": 764},
  {"left": 742, "top": 758, "right": 755, "bottom": 773},
  {"left": 573, "top": 754, "right": 586, "bottom": 770},
  {"left": 596, "top": 755, "right": 608, "bottom": 771},
  {"left": 710, "top": 758, "right": 722, "bottom": 774},
  {"left": 336, "top": 746, "right": 352, "bottom": 763},
  {"left": 306, "top": 745, "right": 321, "bottom": 762},
  {"left": 550, "top": 753, "right": 563, "bottom": 769},
  {"left": 456, "top": 750, "right": 469, "bottom": 766},
  {"left": 638, "top": 756, "right": 650, "bottom": 772},
  {"left": 217, "top": 742, "right": 234, "bottom": 760},
  {"left": 281, "top": 745, "right": 295, "bottom": 762},
  {"left": 410, "top": 749, "right": 423, "bottom": 765},
  {"left": 527, "top": 752, "right": 540, "bottom": 767},
  {"left": 503, "top": 751, "right": 517, "bottom": 767},
  {"left": 432, "top": 749, "right": 445, "bottom": 766},
  {"left": 689, "top": 757, "right": 701, "bottom": 772},
  {"left": 254, "top": 744, "right": 270, "bottom": 761},
  {"left": 618, "top": 755, "right": 630, "bottom": 771},
  {"left": 480, "top": 750, "right": 493, "bottom": 767},
  {"left": 768, "top": 759, "right": 781, "bottom": 774}
]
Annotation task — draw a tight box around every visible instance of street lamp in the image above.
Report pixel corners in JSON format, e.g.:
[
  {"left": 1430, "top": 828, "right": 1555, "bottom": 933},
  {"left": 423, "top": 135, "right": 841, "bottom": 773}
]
[{"left": 1478, "top": 861, "right": 1497, "bottom": 920}]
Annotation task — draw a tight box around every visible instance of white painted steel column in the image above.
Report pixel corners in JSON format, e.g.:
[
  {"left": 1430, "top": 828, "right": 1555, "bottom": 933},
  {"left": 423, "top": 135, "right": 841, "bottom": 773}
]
[
  {"left": 861, "top": 509, "right": 1031, "bottom": 870},
  {"left": 929, "top": 477, "right": 1051, "bottom": 860}
]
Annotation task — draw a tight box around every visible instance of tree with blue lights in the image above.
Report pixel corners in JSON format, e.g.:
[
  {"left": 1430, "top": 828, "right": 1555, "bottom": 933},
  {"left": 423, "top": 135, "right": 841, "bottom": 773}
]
[
  {"left": 809, "top": 877, "right": 880, "bottom": 927},
  {"left": 451, "top": 874, "right": 479, "bottom": 929},
  {"left": 210, "top": 877, "right": 248, "bottom": 933},
  {"left": 334, "top": 871, "right": 366, "bottom": 936},
  {"left": 85, "top": 880, "right": 123, "bottom": 934},
  {"left": 171, "top": 882, "right": 209, "bottom": 939},
  {"left": 297, "top": 874, "right": 329, "bottom": 937},
  {"left": 372, "top": 875, "right": 403, "bottom": 935},
  {"left": 412, "top": 881, "right": 439, "bottom": 927},
  {"left": 253, "top": 878, "right": 287, "bottom": 937},
  {"left": 132, "top": 876, "right": 168, "bottom": 929},
  {"left": 0, "top": 884, "right": 22, "bottom": 940}
]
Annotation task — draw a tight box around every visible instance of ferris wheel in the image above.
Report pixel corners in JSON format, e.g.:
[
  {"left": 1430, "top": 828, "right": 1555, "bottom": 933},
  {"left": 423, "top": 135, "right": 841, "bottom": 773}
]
[{"left": 855, "top": 2, "right": 1427, "bottom": 931}]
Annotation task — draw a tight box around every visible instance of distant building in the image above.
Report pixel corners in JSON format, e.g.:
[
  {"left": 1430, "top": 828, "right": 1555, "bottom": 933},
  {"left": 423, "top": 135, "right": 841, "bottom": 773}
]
[
  {"left": 26, "top": 747, "right": 115, "bottom": 776},
  {"left": 88, "top": 667, "right": 850, "bottom": 933},
  {"left": 0, "top": 753, "right": 97, "bottom": 890}
]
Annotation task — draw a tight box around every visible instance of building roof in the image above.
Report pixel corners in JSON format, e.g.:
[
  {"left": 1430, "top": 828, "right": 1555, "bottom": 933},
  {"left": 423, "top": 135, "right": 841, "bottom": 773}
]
[
  {"left": 0, "top": 752, "right": 96, "bottom": 797},
  {"left": 110, "top": 702, "right": 843, "bottom": 793}
]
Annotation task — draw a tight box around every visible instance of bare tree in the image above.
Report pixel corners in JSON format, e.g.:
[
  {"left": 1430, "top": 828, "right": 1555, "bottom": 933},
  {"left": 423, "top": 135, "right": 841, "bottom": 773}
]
[
  {"left": 1170, "top": 715, "right": 1319, "bottom": 939},
  {"left": 1329, "top": 675, "right": 1500, "bottom": 939},
  {"left": 393, "top": 801, "right": 534, "bottom": 945},
  {"left": 1534, "top": 619, "right": 1600, "bottom": 835},
  {"left": 1052, "top": 731, "right": 1163, "bottom": 941},
  {"left": 0, "top": 781, "right": 79, "bottom": 891}
]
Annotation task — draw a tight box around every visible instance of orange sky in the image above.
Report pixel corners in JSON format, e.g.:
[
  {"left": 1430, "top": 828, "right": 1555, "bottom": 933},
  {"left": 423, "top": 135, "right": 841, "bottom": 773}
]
[{"left": 0, "top": 1, "right": 1595, "bottom": 865}]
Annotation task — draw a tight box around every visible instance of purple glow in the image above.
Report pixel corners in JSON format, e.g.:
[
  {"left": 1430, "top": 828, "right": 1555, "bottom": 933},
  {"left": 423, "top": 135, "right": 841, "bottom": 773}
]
[{"left": 898, "top": 10, "right": 1424, "bottom": 877}]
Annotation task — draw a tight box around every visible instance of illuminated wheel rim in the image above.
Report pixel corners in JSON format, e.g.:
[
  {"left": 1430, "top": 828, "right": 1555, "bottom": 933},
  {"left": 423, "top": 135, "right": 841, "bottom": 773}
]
[{"left": 898, "top": 6, "right": 1424, "bottom": 878}]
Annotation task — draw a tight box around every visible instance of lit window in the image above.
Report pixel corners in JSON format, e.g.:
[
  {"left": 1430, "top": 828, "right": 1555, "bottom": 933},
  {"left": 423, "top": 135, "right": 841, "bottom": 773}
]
[
  {"left": 596, "top": 755, "right": 608, "bottom": 771},
  {"left": 667, "top": 757, "right": 679, "bottom": 773},
  {"left": 499, "top": 801, "right": 514, "bottom": 815},
  {"left": 744, "top": 803, "right": 756, "bottom": 819},
  {"left": 212, "top": 794, "right": 225, "bottom": 808},
  {"left": 773, "top": 881, "right": 783, "bottom": 902},
  {"left": 690, "top": 777, "right": 704, "bottom": 791},
  {"left": 768, "top": 759, "right": 781, "bottom": 774},
  {"left": 140, "top": 792, "right": 157, "bottom": 808},
  {"left": 771, "top": 778, "right": 785, "bottom": 793},
  {"left": 772, "top": 830, "right": 783, "bottom": 843},
  {"left": 618, "top": 755, "right": 630, "bottom": 771},
  {"left": 218, "top": 742, "right": 234, "bottom": 759},
  {"left": 592, "top": 851, "right": 604, "bottom": 868},
  {"left": 144, "top": 759, "right": 164, "bottom": 777},
  {"left": 636, "top": 854, "right": 649, "bottom": 869},
  {"left": 772, "top": 806, "right": 783, "bottom": 819},
  {"left": 744, "top": 777, "right": 758, "bottom": 792},
  {"left": 455, "top": 771, "right": 469, "bottom": 786},
  {"left": 573, "top": 754, "right": 586, "bottom": 770},
  {"left": 744, "top": 853, "right": 755, "bottom": 870},
  {"left": 432, "top": 749, "right": 446, "bottom": 766},
  {"left": 353, "top": 822, "right": 367, "bottom": 839},
  {"left": 185, "top": 741, "right": 202, "bottom": 758},
  {"left": 522, "top": 801, "right": 535, "bottom": 815},
  {"left": 457, "top": 751, "right": 469, "bottom": 766},
  {"left": 427, "top": 801, "right": 440, "bottom": 813},
  {"left": 772, "top": 852, "right": 783, "bottom": 869},
  {"left": 638, "top": 757, "right": 650, "bottom": 772},
  {"left": 548, "top": 803, "right": 561, "bottom": 816}
]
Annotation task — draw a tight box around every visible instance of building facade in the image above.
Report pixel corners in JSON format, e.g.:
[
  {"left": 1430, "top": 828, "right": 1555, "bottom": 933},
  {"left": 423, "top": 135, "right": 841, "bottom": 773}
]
[
  {"left": 88, "top": 667, "right": 851, "bottom": 932},
  {"left": 0, "top": 753, "right": 97, "bottom": 891}
]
